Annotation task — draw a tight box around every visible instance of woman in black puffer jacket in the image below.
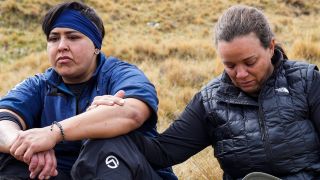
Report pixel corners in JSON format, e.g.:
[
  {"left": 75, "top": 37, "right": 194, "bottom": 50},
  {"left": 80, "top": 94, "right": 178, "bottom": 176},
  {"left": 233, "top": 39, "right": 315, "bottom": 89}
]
[{"left": 90, "top": 5, "right": 320, "bottom": 180}]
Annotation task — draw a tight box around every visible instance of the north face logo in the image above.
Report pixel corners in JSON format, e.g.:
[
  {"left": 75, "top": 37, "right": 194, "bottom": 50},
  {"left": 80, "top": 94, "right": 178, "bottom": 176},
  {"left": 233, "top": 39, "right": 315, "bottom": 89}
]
[
  {"left": 105, "top": 155, "right": 119, "bottom": 169},
  {"left": 275, "top": 87, "right": 289, "bottom": 94}
]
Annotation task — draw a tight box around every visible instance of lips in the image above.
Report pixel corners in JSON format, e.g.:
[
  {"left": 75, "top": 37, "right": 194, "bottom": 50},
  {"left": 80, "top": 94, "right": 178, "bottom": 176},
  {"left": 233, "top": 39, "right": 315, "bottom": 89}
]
[{"left": 57, "top": 56, "right": 72, "bottom": 64}]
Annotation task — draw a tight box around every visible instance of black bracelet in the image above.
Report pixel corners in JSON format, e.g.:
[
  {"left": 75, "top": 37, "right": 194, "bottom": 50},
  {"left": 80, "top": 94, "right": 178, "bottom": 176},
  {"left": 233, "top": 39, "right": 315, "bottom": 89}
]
[
  {"left": 50, "top": 121, "right": 65, "bottom": 141},
  {"left": 0, "top": 111, "right": 23, "bottom": 130}
]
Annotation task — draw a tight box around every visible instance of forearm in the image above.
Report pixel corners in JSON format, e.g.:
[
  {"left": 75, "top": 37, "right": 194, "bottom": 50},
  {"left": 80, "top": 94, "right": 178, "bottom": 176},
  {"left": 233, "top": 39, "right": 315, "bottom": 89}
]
[
  {"left": 131, "top": 93, "right": 211, "bottom": 168},
  {"left": 130, "top": 131, "right": 209, "bottom": 168},
  {"left": 0, "top": 121, "right": 20, "bottom": 153},
  {"left": 57, "top": 98, "right": 149, "bottom": 142},
  {"left": 0, "top": 109, "right": 26, "bottom": 153},
  {"left": 129, "top": 132, "right": 174, "bottom": 168}
]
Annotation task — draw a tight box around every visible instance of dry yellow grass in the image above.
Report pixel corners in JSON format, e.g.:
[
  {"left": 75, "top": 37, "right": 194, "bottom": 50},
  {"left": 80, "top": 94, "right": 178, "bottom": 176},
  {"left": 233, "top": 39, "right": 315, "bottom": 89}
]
[
  {"left": 291, "top": 39, "right": 320, "bottom": 63},
  {"left": 1, "top": 0, "right": 320, "bottom": 179}
]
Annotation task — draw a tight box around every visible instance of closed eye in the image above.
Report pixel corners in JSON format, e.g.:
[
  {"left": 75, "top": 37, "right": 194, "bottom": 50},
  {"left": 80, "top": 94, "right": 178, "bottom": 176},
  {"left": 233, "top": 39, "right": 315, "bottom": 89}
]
[
  {"left": 226, "top": 65, "right": 235, "bottom": 69},
  {"left": 223, "top": 62, "right": 235, "bottom": 69},
  {"left": 48, "top": 36, "right": 59, "bottom": 42},
  {"left": 68, "top": 35, "right": 81, "bottom": 41},
  {"left": 246, "top": 61, "right": 256, "bottom": 67},
  {"left": 245, "top": 58, "right": 257, "bottom": 67}
]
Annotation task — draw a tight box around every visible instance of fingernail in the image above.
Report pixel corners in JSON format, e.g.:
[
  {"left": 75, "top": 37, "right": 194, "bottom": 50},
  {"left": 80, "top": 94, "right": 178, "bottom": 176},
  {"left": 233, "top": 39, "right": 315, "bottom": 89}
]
[
  {"left": 46, "top": 176, "right": 50, "bottom": 179},
  {"left": 120, "top": 99, "right": 125, "bottom": 104}
]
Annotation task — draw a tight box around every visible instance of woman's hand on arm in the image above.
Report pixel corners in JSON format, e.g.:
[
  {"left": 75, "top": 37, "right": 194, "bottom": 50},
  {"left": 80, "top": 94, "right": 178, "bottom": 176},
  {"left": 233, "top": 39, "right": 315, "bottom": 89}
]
[
  {"left": 58, "top": 90, "right": 150, "bottom": 141},
  {"left": 87, "top": 90, "right": 126, "bottom": 111},
  {"left": 63, "top": 97, "right": 150, "bottom": 140}
]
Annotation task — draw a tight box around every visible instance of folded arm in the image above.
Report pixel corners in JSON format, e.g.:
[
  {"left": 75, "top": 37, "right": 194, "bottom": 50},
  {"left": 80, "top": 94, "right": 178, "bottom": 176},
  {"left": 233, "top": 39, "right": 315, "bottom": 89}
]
[
  {"left": 10, "top": 95, "right": 151, "bottom": 162},
  {"left": 60, "top": 96, "right": 150, "bottom": 141},
  {"left": 0, "top": 109, "right": 57, "bottom": 179}
]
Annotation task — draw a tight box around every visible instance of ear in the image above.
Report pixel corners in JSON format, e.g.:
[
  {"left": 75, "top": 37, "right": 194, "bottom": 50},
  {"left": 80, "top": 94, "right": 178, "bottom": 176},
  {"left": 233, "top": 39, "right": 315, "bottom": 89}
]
[
  {"left": 269, "top": 38, "right": 275, "bottom": 53},
  {"left": 94, "top": 48, "right": 100, "bottom": 55},
  {"left": 266, "top": 38, "right": 275, "bottom": 59}
]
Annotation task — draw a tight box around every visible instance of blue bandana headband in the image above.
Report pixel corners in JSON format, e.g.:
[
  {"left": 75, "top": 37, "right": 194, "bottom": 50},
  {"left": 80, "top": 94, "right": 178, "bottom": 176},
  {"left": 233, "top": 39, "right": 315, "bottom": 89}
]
[{"left": 51, "top": 9, "right": 102, "bottom": 49}]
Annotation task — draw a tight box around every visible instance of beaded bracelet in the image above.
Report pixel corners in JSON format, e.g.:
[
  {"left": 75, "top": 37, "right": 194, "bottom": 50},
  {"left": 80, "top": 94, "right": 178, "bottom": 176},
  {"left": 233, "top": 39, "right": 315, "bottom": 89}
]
[{"left": 50, "top": 121, "right": 65, "bottom": 141}]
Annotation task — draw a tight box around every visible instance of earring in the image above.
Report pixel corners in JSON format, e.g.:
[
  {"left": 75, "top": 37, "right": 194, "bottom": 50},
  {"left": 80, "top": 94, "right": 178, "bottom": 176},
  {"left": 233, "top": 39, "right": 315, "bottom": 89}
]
[{"left": 94, "top": 49, "right": 100, "bottom": 55}]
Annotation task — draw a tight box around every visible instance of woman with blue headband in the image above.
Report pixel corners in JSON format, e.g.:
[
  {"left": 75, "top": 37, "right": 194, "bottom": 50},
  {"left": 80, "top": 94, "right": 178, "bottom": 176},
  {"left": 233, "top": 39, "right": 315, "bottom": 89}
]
[{"left": 0, "top": 1, "right": 176, "bottom": 180}]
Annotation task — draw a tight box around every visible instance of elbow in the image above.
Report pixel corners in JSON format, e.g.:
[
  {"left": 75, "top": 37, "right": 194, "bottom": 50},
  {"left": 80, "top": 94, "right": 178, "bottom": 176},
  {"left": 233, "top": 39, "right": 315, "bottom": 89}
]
[
  {"left": 128, "top": 108, "right": 145, "bottom": 129},
  {"left": 120, "top": 98, "right": 152, "bottom": 131},
  {"left": 125, "top": 102, "right": 152, "bottom": 130}
]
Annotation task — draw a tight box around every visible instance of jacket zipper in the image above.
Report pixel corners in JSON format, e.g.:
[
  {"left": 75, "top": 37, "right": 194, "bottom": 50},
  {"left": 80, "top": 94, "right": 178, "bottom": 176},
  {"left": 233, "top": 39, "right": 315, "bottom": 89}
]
[
  {"left": 258, "top": 105, "right": 266, "bottom": 141},
  {"left": 258, "top": 100, "right": 273, "bottom": 172}
]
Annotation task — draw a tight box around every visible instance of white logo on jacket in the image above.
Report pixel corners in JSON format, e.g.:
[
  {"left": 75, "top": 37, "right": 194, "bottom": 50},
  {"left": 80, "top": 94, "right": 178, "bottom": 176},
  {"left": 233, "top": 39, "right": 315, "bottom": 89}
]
[
  {"left": 275, "top": 87, "right": 289, "bottom": 94},
  {"left": 105, "top": 155, "right": 119, "bottom": 169}
]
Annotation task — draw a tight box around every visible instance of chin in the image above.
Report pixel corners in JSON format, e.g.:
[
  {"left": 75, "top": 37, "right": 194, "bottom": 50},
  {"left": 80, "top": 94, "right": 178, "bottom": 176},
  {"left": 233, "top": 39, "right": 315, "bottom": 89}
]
[
  {"left": 57, "top": 71, "right": 73, "bottom": 78},
  {"left": 243, "top": 88, "right": 260, "bottom": 96},
  {"left": 55, "top": 68, "right": 72, "bottom": 75}
]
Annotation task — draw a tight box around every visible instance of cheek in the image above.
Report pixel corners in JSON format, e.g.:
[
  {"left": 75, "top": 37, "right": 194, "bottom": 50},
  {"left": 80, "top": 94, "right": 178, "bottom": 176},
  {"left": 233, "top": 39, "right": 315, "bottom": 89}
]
[
  {"left": 224, "top": 69, "right": 235, "bottom": 78},
  {"left": 47, "top": 47, "right": 55, "bottom": 65},
  {"left": 224, "top": 69, "right": 238, "bottom": 83},
  {"left": 259, "top": 61, "right": 272, "bottom": 76},
  {"left": 250, "top": 67, "right": 267, "bottom": 83},
  {"left": 73, "top": 48, "right": 91, "bottom": 61},
  {"left": 73, "top": 45, "right": 94, "bottom": 57}
]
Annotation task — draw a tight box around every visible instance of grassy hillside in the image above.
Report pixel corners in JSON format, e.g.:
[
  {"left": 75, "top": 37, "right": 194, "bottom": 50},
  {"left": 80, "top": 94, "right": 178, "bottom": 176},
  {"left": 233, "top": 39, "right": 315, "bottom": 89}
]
[{"left": 0, "top": 0, "right": 320, "bottom": 179}]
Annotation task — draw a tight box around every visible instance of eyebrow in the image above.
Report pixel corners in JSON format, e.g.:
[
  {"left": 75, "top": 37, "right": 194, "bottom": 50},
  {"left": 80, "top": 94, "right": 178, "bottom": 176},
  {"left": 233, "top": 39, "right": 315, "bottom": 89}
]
[
  {"left": 243, "top": 55, "right": 256, "bottom": 62},
  {"left": 223, "top": 55, "right": 256, "bottom": 64}
]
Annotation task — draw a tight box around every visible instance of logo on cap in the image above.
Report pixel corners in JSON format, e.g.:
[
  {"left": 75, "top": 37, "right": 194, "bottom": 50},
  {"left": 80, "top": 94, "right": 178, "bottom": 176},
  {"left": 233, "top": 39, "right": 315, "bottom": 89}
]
[{"left": 105, "top": 155, "right": 119, "bottom": 169}]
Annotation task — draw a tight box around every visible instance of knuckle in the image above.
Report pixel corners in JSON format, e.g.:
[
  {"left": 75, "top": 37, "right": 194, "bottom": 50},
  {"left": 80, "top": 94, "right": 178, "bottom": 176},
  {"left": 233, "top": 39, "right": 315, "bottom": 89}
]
[
  {"left": 30, "top": 143, "right": 36, "bottom": 149},
  {"left": 46, "top": 160, "right": 53, "bottom": 166},
  {"left": 38, "top": 161, "right": 45, "bottom": 167},
  {"left": 93, "top": 96, "right": 101, "bottom": 101},
  {"left": 16, "top": 155, "right": 22, "bottom": 161},
  {"left": 23, "top": 156, "right": 29, "bottom": 162},
  {"left": 31, "top": 155, "right": 38, "bottom": 162}
]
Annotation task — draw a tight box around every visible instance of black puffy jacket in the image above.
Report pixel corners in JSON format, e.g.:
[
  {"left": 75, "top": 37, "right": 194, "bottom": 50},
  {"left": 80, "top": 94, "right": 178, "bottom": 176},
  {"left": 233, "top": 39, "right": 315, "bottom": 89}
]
[{"left": 201, "top": 50, "right": 320, "bottom": 179}]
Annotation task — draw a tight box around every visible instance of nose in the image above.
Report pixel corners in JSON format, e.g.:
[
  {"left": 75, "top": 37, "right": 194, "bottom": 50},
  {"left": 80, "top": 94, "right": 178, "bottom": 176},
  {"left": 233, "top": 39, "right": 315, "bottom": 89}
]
[
  {"left": 236, "top": 66, "right": 249, "bottom": 79},
  {"left": 57, "top": 38, "right": 69, "bottom": 52}
]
